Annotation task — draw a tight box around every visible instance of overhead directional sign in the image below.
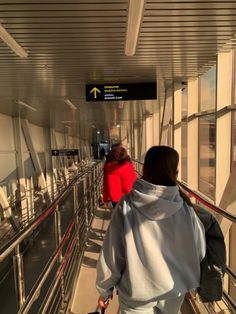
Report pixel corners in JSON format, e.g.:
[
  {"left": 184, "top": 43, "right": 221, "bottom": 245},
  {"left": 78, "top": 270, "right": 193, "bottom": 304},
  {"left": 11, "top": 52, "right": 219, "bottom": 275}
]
[
  {"left": 86, "top": 82, "right": 157, "bottom": 101},
  {"left": 90, "top": 87, "right": 101, "bottom": 99},
  {"left": 52, "top": 149, "right": 79, "bottom": 156}
]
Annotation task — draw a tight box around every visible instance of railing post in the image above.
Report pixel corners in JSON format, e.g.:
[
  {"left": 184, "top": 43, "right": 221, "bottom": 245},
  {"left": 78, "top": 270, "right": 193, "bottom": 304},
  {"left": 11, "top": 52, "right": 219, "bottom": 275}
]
[
  {"left": 82, "top": 177, "right": 89, "bottom": 231},
  {"left": 99, "top": 163, "right": 103, "bottom": 201},
  {"left": 96, "top": 165, "right": 100, "bottom": 205},
  {"left": 73, "top": 184, "right": 80, "bottom": 242},
  {"left": 93, "top": 166, "right": 96, "bottom": 211},
  {"left": 73, "top": 184, "right": 78, "bottom": 215},
  {"left": 13, "top": 244, "right": 25, "bottom": 309},
  {"left": 88, "top": 171, "right": 92, "bottom": 222},
  {"left": 54, "top": 205, "right": 66, "bottom": 308}
]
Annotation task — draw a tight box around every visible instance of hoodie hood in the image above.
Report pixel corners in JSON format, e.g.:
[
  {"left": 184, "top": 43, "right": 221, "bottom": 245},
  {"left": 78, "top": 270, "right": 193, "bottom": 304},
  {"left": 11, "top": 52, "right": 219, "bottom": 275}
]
[{"left": 129, "top": 179, "right": 183, "bottom": 220}]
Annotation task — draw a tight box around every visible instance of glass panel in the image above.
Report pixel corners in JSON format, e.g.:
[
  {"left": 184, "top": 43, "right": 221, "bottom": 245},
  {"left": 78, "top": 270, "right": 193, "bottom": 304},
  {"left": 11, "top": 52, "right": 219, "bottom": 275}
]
[
  {"left": 200, "top": 65, "right": 216, "bottom": 112},
  {"left": 199, "top": 115, "right": 216, "bottom": 199},
  {"left": 233, "top": 110, "right": 236, "bottom": 162}
]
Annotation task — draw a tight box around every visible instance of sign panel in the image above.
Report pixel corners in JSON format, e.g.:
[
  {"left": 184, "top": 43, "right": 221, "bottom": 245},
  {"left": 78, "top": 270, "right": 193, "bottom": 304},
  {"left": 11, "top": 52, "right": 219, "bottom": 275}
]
[
  {"left": 86, "top": 82, "right": 156, "bottom": 101},
  {"left": 51, "top": 149, "right": 79, "bottom": 156}
]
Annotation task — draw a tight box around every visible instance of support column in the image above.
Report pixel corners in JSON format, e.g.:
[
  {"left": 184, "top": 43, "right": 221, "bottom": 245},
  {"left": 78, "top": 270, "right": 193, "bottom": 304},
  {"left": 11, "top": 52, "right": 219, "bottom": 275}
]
[
  {"left": 187, "top": 79, "right": 199, "bottom": 190},
  {"left": 145, "top": 114, "right": 154, "bottom": 150},
  {"left": 13, "top": 117, "right": 28, "bottom": 219},
  {"left": 153, "top": 100, "right": 160, "bottom": 145},
  {"left": 173, "top": 82, "right": 182, "bottom": 180},
  {"left": 21, "top": 119, "right": 51, "bottom": 201},
  {"left": 44, "top": 128, "right": 53, "bottom": 201}
]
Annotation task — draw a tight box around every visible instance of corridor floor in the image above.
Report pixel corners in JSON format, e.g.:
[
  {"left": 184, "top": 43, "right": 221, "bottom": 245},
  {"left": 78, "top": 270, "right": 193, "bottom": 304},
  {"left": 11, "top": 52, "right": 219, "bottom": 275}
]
[{"left": 70, "top": 206, "right": 120, "bottom": 314}]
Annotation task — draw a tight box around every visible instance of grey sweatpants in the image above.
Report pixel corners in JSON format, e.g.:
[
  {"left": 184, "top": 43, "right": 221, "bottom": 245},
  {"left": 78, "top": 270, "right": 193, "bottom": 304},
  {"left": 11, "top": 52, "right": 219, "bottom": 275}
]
[{"left": 119, "top": 295, "right": 185, "bottom": 314}]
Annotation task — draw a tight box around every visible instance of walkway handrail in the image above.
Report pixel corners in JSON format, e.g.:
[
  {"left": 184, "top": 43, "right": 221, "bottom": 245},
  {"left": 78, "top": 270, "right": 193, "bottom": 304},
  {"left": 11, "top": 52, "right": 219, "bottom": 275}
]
[
  {"left": 131, "top": 159, "right": 236, "bottom": 223},
  {"left": 178, "top": 181, "right": 236, "bottom": 223},
  {"left": 226, "top": 267, "right": 236, "bottom": 286},
  {"left": 0, "top": 166, "right": 90, "bottom": 263},
  {"left": 223, "top": 290, "right": 236, "bottom": 312}
]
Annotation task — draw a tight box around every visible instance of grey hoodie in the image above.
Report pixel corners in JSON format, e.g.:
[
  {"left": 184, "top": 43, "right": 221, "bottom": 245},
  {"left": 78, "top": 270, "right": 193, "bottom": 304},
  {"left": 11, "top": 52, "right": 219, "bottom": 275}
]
[{"left": 96, "top": 179, "right": 206, "bottom": 303}]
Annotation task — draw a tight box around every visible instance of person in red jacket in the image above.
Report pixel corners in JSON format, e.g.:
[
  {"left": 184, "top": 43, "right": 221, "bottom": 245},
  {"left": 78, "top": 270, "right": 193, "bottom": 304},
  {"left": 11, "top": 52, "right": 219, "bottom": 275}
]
[{"left": 103, "top": 145, "right": 136, "bottom": 208}]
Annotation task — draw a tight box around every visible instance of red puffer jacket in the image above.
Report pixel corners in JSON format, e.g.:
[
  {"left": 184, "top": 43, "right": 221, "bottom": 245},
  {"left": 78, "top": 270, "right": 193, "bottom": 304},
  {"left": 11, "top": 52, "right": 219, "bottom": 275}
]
[{"left": 103, "top": 161, "right": 136, "bottom": 203}]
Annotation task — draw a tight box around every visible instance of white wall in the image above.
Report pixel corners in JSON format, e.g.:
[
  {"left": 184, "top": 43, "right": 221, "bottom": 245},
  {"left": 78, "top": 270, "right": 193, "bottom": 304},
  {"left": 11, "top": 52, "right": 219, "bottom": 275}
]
[{"left": 0, "top": 113, "right": 16, "bottom": 182}]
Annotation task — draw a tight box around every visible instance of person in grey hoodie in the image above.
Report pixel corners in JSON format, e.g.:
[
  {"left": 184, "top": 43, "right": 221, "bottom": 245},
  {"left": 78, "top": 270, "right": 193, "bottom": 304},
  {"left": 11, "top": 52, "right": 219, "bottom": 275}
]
[{"left": 96, "top": 146, "right": 206, "bottom": 314}]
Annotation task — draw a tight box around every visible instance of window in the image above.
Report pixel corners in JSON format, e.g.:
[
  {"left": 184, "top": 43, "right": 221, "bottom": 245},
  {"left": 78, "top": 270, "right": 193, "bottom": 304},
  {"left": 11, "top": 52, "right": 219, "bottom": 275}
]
[
  {"left": 199, "top": 115, "right": 216, "bottom": 199},
  {"left": 200, "top": 65, "right": 216, "bottom": 111},
  {"left": 161, "top": 94, "right": 173, "bottom": 145},
  {"left": 198, "top": 65, "right": 216, "bottom": 199}
]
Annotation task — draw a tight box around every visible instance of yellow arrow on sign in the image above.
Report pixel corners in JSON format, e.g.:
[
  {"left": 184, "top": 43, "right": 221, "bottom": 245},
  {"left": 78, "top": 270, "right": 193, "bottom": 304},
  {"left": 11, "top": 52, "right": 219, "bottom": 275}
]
[{"left": 90, "top": 87, "right": 101, "bottom": 99}]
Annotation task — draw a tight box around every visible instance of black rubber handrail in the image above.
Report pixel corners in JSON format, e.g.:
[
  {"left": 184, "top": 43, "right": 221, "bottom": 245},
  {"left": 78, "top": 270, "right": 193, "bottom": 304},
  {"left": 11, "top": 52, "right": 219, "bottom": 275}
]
[
  {"left": 223, "top": 290, "right": 236, "bottom": 311},
  {"left": 178, "top": 181, "right": 236, "bottom": 223},
  {"left": 226, "top": 267, "right": 236, "bottom": 285},
  {"left": 131, "top": 159, "right": 236, "bottom": 223}
]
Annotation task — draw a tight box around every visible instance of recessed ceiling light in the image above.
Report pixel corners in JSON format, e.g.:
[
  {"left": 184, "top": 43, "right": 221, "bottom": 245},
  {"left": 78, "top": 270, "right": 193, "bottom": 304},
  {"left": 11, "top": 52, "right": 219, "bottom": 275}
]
[
  {"left": 64, "top": 99, "right": 77, "bottom": 110},
  {"left": 0, "top": 24, "right": 28, "bottom": 58},
  {"left": 125, "top": 0, "right": 145, "bottom": 56},
  {"left": 61, "top": 120, "right": 73, "bottom": 124},
  {"left": 17, "top": 100, "right": 37, "bottom": 112}
]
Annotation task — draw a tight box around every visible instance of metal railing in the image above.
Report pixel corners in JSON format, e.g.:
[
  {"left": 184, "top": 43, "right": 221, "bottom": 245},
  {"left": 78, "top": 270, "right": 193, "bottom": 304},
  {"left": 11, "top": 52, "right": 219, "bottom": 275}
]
[
  {"left": 0, "top": 162, "right": 92, "bottom": 244},
  {"left": 131, "top": 159, "right": 236, "bottom": 314},
  {"left": 178, "top": 181, "right": 236, "bottom": 224},
  {"left": 0, "top": 161, "right": 104, "bottom": 314}
]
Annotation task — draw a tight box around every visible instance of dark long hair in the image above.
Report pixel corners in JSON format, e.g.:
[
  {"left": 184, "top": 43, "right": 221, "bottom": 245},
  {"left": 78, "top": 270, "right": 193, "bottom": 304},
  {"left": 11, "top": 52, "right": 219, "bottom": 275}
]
[
  {"left": 142, "top": 146, "right": 192, "bottom": 205},
  {"left": 143, "top": 146, "right": 179, "bottom": 186},
  {"left": 107, "top": 145, "right": 131, "bottom": 163}
]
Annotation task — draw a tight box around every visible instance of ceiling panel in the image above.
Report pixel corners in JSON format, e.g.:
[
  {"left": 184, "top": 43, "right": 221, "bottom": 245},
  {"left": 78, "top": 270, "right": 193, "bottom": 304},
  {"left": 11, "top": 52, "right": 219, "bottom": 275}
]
[{"left": 0, "top": 0, "right": 235, "bottom": 141}]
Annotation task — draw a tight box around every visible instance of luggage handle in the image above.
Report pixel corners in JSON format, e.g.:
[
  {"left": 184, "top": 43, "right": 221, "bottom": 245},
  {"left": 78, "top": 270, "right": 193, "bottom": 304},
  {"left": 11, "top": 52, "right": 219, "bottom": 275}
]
[
  {"left": 88, "top": 295, "right": 111, "bottom": 314},
  {"left": 87, "top": 306, "right": 106, "bottom": 314}
]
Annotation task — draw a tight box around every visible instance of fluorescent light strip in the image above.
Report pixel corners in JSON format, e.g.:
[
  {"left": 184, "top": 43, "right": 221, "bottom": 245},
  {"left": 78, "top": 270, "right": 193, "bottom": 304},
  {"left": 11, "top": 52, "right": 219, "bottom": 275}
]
[
  {"left": 17, "top": 100, "right": 37, "bottom": 112},
  {"left": 61, "top": 120, "right": 73, "bottom": 124},
  {"left": 64, "top": 99, "right": 77, "bottom": 110},
  {"left": 125, "top": 0, "right": 145, "bottom": 56},
  {"left": 0, "top": 24, "right": 28, "bottom": 58}
]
